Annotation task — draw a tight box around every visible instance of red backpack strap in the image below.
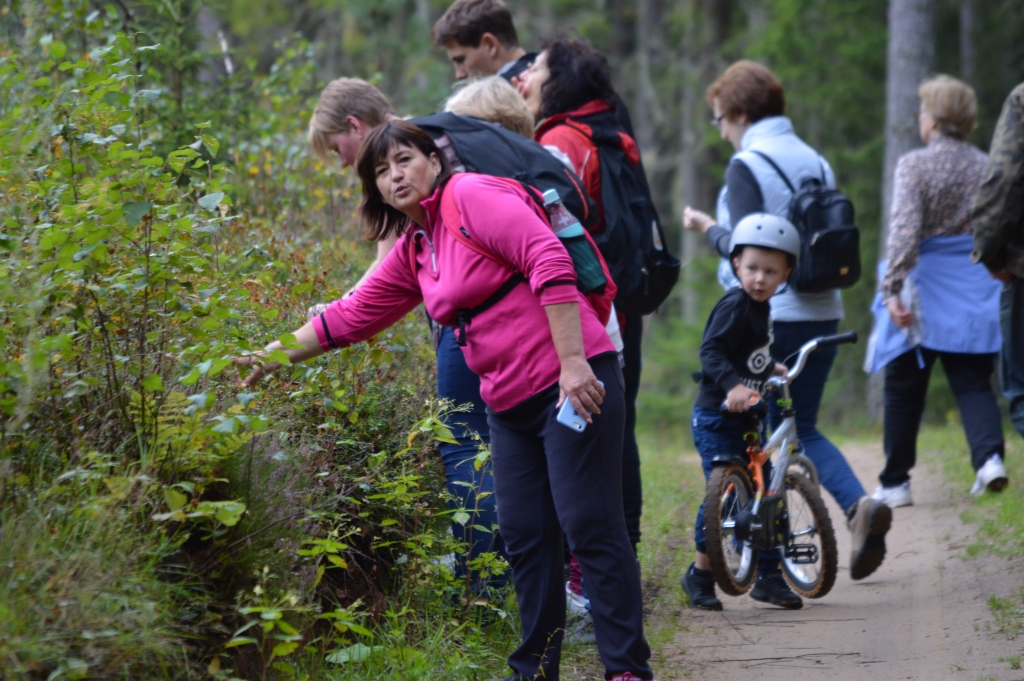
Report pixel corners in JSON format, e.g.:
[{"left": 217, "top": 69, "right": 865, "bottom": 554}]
[
  {"left": 440, "top": 174, "right": 542, "bottom": 272},
  {"left": 440, "top": 174, "right": 505, "bottom": 266}
]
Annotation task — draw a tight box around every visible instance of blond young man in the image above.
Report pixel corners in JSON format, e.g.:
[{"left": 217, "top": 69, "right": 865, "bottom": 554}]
[{"left": 308, "top": 78, "right": 400, "bottom": 289}]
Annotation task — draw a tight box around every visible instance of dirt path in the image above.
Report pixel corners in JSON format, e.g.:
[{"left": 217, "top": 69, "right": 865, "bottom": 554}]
[{"left": 661, "top": 442, "right": 1023, "bottom": 680}]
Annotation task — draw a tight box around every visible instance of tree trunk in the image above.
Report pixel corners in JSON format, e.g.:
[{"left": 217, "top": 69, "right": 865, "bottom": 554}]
[
  {"left": 880, "top": 0, "right": 934, "bottom": 252},
  {"left": 633, "top": 0, "right": 660, "bottom": 152},
  {"left": 871, "top": 0, "right": 934, "bottom": 419},
  {"left": 959, "top": 0, "right": 975, "bottom": 84},
  {"left": 674, "top": 0, "right": 703, "bottom": 324}
]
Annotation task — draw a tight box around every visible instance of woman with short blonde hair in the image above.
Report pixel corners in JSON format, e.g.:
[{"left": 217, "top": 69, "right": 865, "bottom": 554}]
[
  {"left": 444, "top": 75, "right": 534, "bottom": 138},
  {"left": 918, "top": 75, "right": 977, "bottom": 141},
  {"left": 872, "top": 74, "right": 1006, "bottom": 505}
]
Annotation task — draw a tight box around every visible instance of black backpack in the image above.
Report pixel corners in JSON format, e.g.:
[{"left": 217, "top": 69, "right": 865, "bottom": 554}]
[
  {"left": 409, "top": 113, "right": 599, "bottom": 229},
  {"left": 751, "top": 150, "right": 861, "bottom": 293},
  {"left": 560, "top": 108, "right": 680, "bottom": 315}
]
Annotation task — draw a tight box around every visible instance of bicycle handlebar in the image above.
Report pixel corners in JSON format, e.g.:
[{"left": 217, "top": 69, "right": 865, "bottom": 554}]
[
  {"left": 813, "top": 330, "right": 858, "bottom": 349},
  {"left": 769, "top": 330, "right": 859, "bottom": 389}
]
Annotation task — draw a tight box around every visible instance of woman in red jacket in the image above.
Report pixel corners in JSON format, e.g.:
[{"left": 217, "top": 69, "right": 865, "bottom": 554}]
[
  {"left": 517, "top": 37, "right": 649, "bottom": 607},
  {"left": 236, "top": 120, "right": 654, "bottom": 681}
]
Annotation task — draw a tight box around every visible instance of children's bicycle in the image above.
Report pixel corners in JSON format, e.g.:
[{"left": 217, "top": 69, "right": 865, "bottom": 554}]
[{"left": 704, "top": 331, "right": 858, "bottom": 599}]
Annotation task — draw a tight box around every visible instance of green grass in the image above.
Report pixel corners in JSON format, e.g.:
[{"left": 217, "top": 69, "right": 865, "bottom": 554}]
[
  {"left": 919, "top": 421, "right": 1024, "bottom": 558},
  {"left": 919, "top": 419, "right": 1024, "bottom": 668},
  {"left": 635, "top": 425, "right": 710, "bottom": 678}
]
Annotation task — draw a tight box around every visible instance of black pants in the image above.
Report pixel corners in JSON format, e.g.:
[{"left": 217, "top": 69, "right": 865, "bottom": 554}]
[
  {"left": 621, "top": 313, "right": 644, "bottom": 551},
  {"left": 881, "top": 348, "right": 1004, "bottom": 487},
  {"left": 489, "top": 354, "right": 652, "bottom": 681}
]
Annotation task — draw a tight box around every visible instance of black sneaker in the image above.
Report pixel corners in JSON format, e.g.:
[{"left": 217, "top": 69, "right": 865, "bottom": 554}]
[
  {"left": 750, "top": 569, "right": 803, "bottom": 609},
  {"left": 680, "top": 563, "right": 723, "bottom": 611}
]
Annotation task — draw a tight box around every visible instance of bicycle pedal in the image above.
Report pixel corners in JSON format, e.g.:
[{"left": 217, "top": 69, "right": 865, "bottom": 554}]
[{"left": 784, "top": 544, "right": 818, "bottom": 564}]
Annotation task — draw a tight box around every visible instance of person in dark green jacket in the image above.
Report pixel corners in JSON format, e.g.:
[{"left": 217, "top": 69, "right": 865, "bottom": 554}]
[{"left": 972, "top": 82, "right": 1024, "bottom": 438}]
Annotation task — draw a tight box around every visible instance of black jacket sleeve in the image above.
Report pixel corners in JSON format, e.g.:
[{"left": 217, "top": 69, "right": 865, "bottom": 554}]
[
  {"left": 726, "top": 159, "right": 765, "bottom": 225},
  {"left": 706, "top": 224, "right": 733, "bottom": 258},
  {"left": 699, "top": 296, "right": 747, "bottom": 394}
]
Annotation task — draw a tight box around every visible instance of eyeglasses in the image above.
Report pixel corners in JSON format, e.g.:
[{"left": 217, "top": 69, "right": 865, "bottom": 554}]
[{"left": 711, "top": 113, "right": 726, "bottom": 129}]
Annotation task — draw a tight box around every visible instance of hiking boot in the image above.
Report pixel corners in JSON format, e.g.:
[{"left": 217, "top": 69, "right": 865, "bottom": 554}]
[
  {"left": 680, "top": 563, "right": 722, "bottom": 611},
  {"left": 749, "top": 568, "right": 803, "bottom": 609},
  {"left": 871, "top": 481, "right": 913, "bottom": 508},
  {"left": 848, "top": 496, "right": 892, "bottom": 580},
  {"left": 970, "top": 454, "right": 1008, "bottom": 497}
]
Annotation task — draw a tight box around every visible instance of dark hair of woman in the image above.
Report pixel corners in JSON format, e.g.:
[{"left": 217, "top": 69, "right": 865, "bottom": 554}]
[
  {"left": 355, "top": 120, "right": 455, "bottom": 240},
  {"left": 539, "top": 36, "right": 616, "bottom": 120}
]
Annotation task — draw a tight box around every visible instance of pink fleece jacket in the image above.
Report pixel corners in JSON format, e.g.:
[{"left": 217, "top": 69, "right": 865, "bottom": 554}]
[{"left": 314, "top": 174, "right": 615, "bottom": 412}]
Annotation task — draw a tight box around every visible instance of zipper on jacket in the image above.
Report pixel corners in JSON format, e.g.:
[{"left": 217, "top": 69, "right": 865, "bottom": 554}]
[{"left": 413, "top": 229, "right": 437, "bottom": 272}]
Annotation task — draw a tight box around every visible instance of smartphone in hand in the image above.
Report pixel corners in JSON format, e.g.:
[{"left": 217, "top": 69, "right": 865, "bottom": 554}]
[{"left": 555, "top": 381, "right": 603, "bottom": 432}]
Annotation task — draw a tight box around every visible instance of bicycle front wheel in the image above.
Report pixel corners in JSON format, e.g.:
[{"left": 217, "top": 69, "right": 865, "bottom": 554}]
[
  {"left": 781, "top": 472, "right": 838, "bottom": 599},
  {"left": 705, "top": 465, "right": 758, "bottom": 596}
]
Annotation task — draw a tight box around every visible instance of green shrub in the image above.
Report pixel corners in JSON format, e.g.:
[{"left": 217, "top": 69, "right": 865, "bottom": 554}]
[{"left": 0, "top": 4, "right": 510, "bottom": 678}]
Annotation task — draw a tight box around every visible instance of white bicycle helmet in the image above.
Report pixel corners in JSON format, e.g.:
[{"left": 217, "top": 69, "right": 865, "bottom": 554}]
[{"left": 728, "top": 213, "right": 801, "bottom": 264}]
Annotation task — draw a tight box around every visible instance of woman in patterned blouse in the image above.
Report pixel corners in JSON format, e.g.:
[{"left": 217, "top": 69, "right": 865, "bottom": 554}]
[{"left": 873, "top": 76, "right": 1007, "bottom": 508}]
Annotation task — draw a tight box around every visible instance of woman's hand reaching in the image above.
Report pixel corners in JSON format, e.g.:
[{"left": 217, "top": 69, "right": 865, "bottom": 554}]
[
  {"left": 683, "top": 206, "right": 716, "bottom": 234},
  {"left": 232, "top": 321, "right": 326, "bottom": 389},
  {"left": 232, "top": 353, "right": 281, "bottom": 388},
  {"left": 557, "top": 355, "right": 605, "bottom": 423}
]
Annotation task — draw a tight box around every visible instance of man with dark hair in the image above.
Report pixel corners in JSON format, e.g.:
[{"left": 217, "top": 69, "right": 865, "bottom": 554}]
[
  {"left": 433, "top": 0, "right": 535, "bottom": 82},
  {"left": 973, "top": 82, "right": 1024, "bottom": 440}
]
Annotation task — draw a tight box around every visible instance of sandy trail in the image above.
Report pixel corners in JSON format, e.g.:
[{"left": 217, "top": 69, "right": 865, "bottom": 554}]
[{"left": 662, "top": 442, "right": 1022, "bottom": 680}]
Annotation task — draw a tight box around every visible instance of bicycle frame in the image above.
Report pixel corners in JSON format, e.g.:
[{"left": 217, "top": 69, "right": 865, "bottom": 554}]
[{"left": 741, "top": 336, "right": 826, "bottom": 518}]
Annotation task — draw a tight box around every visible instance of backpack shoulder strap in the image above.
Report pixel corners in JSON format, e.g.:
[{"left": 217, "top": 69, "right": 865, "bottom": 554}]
[
  {"left": 749, "top": 150, "right": 797, "bottom": 194},
  {"left": 439, "top": 174, "right": 511, "bottom": 268}
]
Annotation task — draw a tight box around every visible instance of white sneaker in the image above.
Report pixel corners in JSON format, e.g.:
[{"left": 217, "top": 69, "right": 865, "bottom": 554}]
[
  {"left": 970, "top": 454, "right": 1008, "bottom": 497},
  {"left": 564, "top": 609, "right": 596, "bottom": 644},
  {"left": 566, "top": 581, "right": 590, "bottom": 616},
  {"left": 871, "top": 482, "right": 913, "bottom": 508},
  {"left": 564, "top": 581, "right": 595, "bottom": 643}
]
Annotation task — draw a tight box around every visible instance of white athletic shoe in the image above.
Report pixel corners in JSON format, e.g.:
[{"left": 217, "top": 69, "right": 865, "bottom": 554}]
[
  {"left": 871, "top": 482, "right": 913, "bottom": 508},
  {"left": 564, "top": 581, "right": 595, "bottom": 643},
  {"left": 566, "top": 581, "right": 590, "bottom": 616},
  {"left": 970, "top": 454, "right": 1008, "bottom": 497},
  {"left": 564, "top": 609, "right": 596, "bottom": 644}
]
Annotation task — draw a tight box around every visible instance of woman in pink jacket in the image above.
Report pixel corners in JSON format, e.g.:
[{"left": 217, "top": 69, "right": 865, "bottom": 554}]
[{"left": 236, "top": 120, "right": 653, "bottom": 681}]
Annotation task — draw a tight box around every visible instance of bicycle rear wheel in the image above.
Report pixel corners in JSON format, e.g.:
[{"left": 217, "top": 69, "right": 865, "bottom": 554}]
[
  {"left": 781, "top": 472, "right": 837, "bottom": 599},
  {"left": 705, "top": 465, "right": 758, "bottom": 596}
]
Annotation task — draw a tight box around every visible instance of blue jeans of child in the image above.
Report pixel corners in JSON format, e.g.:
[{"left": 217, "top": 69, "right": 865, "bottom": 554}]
[
  {"left": 691, "top": 406, "right": 780, "bottom": 575},
  {"left": 769, "top": 320, "right": 865, "bottom": 515},
  {"left": 436, "top": 325, "right": 508, "bottom": 592},
  {"left": 1001, "top": 277, "right": 1024, "bottom": 438}
]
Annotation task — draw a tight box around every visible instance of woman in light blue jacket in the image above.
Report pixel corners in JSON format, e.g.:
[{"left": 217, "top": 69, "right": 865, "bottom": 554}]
[
  {"left": 683, "top": 61, "right": 892, "bottom": 595},
  {"left": 867, "top": 76, "right": 1005, "bottom": 503}
]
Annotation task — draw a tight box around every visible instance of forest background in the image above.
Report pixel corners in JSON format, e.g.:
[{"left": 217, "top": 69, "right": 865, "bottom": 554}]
[{"left": 1, "top": 0, "right": 1023, "bottom": 679}]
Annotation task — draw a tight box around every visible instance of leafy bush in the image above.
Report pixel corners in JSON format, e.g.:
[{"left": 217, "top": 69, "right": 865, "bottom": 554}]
[{"left": 0, "top": 3, "right": 510, "bottom": 679}]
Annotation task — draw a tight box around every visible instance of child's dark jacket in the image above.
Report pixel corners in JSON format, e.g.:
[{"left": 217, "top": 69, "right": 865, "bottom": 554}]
[{"left": 695, "top": 287, "right": 776, "bottom": 411}]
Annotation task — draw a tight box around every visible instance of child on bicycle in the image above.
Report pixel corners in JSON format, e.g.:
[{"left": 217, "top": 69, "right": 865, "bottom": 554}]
[{"left": 682, "top": 213, "right": 805, "bottom": 611}]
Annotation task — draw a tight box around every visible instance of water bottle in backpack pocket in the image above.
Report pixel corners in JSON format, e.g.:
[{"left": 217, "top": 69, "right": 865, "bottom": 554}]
[{"left": 542, "top": 188, "right": 608, "bottom": 295}]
